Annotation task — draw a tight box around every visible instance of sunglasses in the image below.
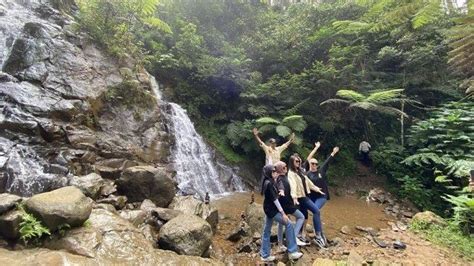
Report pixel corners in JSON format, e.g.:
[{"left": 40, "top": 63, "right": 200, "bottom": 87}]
[
  {"left": 295, "top": 160, "right": 301, "bottom": 163},
  {"left": 310, "top": 162, "right": 318, "bottom": 165}
]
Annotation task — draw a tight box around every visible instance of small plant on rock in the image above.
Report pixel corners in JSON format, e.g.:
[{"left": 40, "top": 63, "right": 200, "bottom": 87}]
[{"left": 17, "top": 204, "right": 51, "bottom": 244}]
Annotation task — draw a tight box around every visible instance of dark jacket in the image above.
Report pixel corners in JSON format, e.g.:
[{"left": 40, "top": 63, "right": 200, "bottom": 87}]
[
  {"left": 277, "top": 174, "right": 297, "bottom": 214},
  {"left": 304, "top": 155, "right": 334, "bottom": 200},
  {"left": 261, "top": 165, "right": 279, "bottom": 218}
]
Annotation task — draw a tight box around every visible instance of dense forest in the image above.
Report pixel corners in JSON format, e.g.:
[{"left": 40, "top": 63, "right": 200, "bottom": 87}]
[{"left": 74, "top": 0, "right": 472, "bottom": 255}]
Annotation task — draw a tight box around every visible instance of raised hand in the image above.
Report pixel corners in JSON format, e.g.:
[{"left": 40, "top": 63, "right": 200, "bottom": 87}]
[
  {"left": 333, "top": 146, "right": 340, "bottom": 154},
  {"left": 253, "top": 128, "right": 259, "bottom": 135},
  {"left": 315, "top": 141, "right": 321, "bottom": 148}
]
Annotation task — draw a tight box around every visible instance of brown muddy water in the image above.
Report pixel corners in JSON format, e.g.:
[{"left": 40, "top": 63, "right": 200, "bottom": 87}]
[{"left": 212, "top": 191, "right": 393, "bottom": 262}]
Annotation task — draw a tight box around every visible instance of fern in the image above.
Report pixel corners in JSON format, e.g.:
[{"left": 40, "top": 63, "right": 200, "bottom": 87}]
[
  {"left": 17, "top": 204, "right": 51, "bottom": 244},
  {"left": 402, "top": 152, "right": 444, "bottom": 167}
]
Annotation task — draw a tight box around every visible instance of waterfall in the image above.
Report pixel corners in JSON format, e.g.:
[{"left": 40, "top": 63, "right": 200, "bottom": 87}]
[{"left": 149, "top": 77, "right": 245, "bottom": 198}]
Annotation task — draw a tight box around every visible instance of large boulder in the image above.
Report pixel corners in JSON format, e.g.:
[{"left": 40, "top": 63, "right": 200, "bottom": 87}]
[
  {"left": 245, "top": 202, "right": 265, "bottom": 234},
  {"left": 169, "top": 195, "right": 219, "bottom": 232},
  {"left": 25, "top": 186, "right": 93, "bottom": 231},
  {"left": 116, "top": 166, "right": 176, "bottom": 207},
  {"left": 44, "top": 208, "right": 220, "bottom": 264},
  {"left": 158, "top": 214, "right": 213, "bottom": 257},
  {"left": 411, "top": 211, "right": 446, "bottom": 227},
  {"left": 69, "top": 173, "right": 105, "bottom": 199},
  {"left": 0, "top": 210, "right": 22, "bottom": 239},
  {"left": 0, "top": 193, "right": 22, "bottom": 214}
]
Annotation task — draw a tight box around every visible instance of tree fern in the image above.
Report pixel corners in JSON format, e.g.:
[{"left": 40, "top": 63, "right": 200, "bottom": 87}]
[{"left": 256, "top": 117, "right": 280, "bottom": 124}]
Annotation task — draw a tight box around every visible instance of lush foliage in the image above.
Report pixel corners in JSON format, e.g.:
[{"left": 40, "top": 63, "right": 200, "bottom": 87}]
[
  {"left": 76, "top": 0, "right": 472, "bottom": 240},
  {"left": 17, "top": 204, "right": 51, "bottom": 244},
  {"left": 411, "top": 217, "right": 474, "bottom": 260},
  {"left": 373, "top": 101, "right": 473, "bottom": 232},
  {"left": 76, "top": 0, "right": 170, "bottom": 64}
]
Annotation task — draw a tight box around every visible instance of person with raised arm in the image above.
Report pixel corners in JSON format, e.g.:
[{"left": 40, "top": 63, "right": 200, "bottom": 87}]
[
  {"left": 253, "top": 128, "right": 295, "bottom": 165},
  {"left": 300, "top": 142, "right": 340, "bottom": 248},
  {"left": 259, "top": 164, "right": 303, "bottom": 262},
  {"left": 286, "top": 155, "right": 325, "bottom": 247}
]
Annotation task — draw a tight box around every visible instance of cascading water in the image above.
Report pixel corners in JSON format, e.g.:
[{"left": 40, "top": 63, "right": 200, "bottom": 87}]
[{"left": 149, "top": 77, "right": 245, "bottom": 198}]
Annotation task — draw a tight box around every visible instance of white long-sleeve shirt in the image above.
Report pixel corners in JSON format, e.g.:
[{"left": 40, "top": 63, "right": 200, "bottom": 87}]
[{"left": 359, "top": 141, "right": 371, "bottom": 152}]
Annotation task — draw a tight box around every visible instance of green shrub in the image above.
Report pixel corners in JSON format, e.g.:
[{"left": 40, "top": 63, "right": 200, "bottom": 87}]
[{"left": 410, "top": 219, "right": 474, "bottom": 260}]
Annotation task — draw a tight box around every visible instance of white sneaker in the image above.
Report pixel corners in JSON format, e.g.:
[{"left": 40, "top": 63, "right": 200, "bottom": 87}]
[
  {"left": 296, "top": 238, "right": 309, "bottom": 246},
  {"left": 288, "top": 251, "right": 303, "bottom": 260},
  {"left": 260, "top": 255, "right": 276, "bottom": 262},
  {"left": 278, "top": 244, "right": 287, "bottom": 253}
]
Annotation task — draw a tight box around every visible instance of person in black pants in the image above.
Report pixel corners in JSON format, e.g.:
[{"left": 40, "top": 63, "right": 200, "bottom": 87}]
[
  {"left": 300, "top": 142, "right": 339, "bottom": 248},
  {"left": 259, "top": 164, "right": 303, "bottom": 262}
]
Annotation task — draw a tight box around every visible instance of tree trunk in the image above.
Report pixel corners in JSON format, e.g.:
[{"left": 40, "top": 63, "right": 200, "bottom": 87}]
[{"left": 401, "top": 100, "right": 405, "bottom": 147}]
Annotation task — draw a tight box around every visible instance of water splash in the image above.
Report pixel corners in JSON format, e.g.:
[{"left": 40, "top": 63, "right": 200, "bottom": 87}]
[{"left": 149, "top": 77, "right": 245, "bottom": 198}]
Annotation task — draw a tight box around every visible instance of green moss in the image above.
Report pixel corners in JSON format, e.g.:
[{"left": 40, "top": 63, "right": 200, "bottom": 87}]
[
  {"left": 410, "top": 220, "right": 474, "bottom": 260},
  {"left": 104, "top": 78, "right": 155, "bottom": 110}
]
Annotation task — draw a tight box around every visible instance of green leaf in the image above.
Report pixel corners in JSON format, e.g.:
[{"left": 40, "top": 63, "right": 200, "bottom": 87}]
[
  {"left": 256, "top": 117, "right": 280, "bottom": 125},
  {"left": 276, "top": 125, "right": 292, "bottom": 137}
]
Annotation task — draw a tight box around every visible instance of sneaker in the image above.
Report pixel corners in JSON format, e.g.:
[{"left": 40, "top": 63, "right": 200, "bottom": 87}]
[
  {"left": 277, "top": 244, "right": 287, "bottom": 253},
  {"left": 288, "top": 251, "right": 303, "bottom": 260},
  {"left": 296, "top": 238, "right": 309, "bottom": 246},
  {"left": 313, "top": 236, "right": 325, "bottom": 249},
  {"left": 321, "top": 233, "right": 328, "bottom": 247},
  {"left": 260, "top": 255, "right": 276, "bottom": 262}
]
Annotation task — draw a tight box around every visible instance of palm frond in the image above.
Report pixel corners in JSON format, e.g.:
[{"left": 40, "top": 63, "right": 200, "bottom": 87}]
[
  {"left": 256, "top": 117, "right": 281, "bottom": 125},
  {"left": 412, "top": 0, "right": 443, "bottom": 29},
  {"left": 320, "top": 98, "right": 351, "bottom": 106},
  {"left": 336, "top": 89, "right": 365, "bottom": 102},
  {"left": 366, "top": 89, "right": 403, "bottom": 104}
]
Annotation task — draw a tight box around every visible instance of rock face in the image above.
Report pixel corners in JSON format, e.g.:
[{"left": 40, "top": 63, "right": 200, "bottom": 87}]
[
  {"left": 25, "top": 186, "right": 93, "bottom": 231},
  {"left": 0, "top": 193, "right": 22, "bottom": 214},
  {"left": 169, "top": 195, "right": 219, "bottom": 232},
  {"left": 158, "top": 214, "right": 213, "bottom": 257},
  {"left": 0, "top": 0, "right": 171, "bottom": 197},
  {"left": 117, "top": 166, "right": 176, "bottom": 207}
]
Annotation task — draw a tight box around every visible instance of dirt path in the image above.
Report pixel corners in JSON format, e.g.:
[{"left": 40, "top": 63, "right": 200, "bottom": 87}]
[{"left": 211, "top": 164, "right": 472, "bottom": 265}]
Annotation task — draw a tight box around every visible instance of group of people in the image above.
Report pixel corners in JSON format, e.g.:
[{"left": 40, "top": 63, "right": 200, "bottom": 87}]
[{"left": 254, "top": 128, "right": 340, "bottom": 262}]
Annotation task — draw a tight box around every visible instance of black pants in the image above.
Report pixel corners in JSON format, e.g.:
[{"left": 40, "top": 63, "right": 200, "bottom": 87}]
[{"left": 361, "top": 151, "right": 370, "bottom": 166}]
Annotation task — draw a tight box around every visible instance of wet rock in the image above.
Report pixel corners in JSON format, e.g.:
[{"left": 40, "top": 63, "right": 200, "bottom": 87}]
[
  {"left": 226, "top": 221, "right": 250, "bottom": 242},
  {"left": 401, "top": 211, "right": 414, "bottom": 218},
  {"left": 237, "top": 238, "right": 256, "bottom": 253},
  {"left": 367, "top": 188, "right": 389, "bottom": 204},
  {"left": 158, "top": 214, "right": 213, "bottom": 257},
  {"left": 99, "top": 182, "right": 116, "bottom": 197},
  {"left": 0, "top": 193, "right": 22, "bottom": 214},
  {"left": 411, "top": 211, "right": 446, "bottom": 227},
  {"left": 96, "top": 195, "right": 127, "bottom": 210},
  {"left": 44, "top": 227, "right": 102, "bottom": 258},
  {"left": 69, "top": 173, "right": 105, "bottom": 199},
  {"left": 0, "top": 210, "right": 22, "bottom": 239},
  {"left": 169, "top": 195, "right": 218, "bottom": 232},
  {"left": 116, "top": 166, "right": 176, "bottom": 207},
  {"left": 340, "top": 225, "right": 351, "bottom": 234},
  {"left": 25, "top": 186, "right": 93, "bottom": 231},
  {"left": 93, "top": 203, "right": 117, "bottom": 214},
  {"left": 95, "top": 165, "right": 122, "bottom": 180},
  {"left": 119, "top": 210, "right": 147, "bottom": 227},
  {"left": 245, "top": 202, "right": 265, "bottom": 234},
  {"left": 140, "top": 224, "right": 159, "bottom": 247},
  {"left": 140, "top": 199, "right": 182, "bottom": 222}
]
